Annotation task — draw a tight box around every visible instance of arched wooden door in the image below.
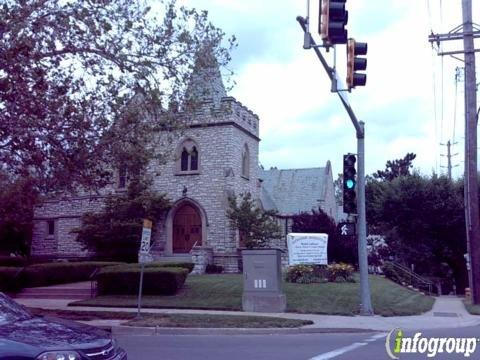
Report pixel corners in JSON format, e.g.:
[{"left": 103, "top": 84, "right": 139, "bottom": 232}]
[{"left": 173, "top": 204, "right": 202, "bottom": 253}]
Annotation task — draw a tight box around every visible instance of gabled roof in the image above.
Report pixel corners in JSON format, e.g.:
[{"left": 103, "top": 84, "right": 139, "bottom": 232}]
[{"left": 260, "top": 162, "right": 332, "bottom": 216}]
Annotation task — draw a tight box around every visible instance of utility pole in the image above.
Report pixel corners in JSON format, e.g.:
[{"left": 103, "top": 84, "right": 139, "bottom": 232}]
[
  {"left": 462, "top": 0, "right": 480, "bottom": 304},
  {"left": 429, "top": 0, "right": 480, "bottom": 304},
  {"left": 297, "top": 8, "right": 373, "bottom": 315},
  {"left": 440, "top": 140, "right": 459, "bottom": 180}
]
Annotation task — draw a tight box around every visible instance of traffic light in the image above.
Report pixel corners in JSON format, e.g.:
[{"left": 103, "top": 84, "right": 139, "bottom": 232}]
[
  {"left": 343, "top": 154, "right": 357, "bottom": 214},
  {"left": 346, "top": 38, "right": 367, "bottom": 89},
  {"left": 319, "top": 0, "right": 348, "bottom": 46}
]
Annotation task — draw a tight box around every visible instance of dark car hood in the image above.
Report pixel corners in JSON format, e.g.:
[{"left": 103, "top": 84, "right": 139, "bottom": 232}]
[{"left": 0, "top": 315, "right": 110, "bottom": 349}]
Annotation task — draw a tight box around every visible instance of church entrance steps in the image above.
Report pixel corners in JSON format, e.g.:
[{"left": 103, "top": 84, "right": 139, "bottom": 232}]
[{"left": 13, "top": 281, "right": 93, "bottom": 300}]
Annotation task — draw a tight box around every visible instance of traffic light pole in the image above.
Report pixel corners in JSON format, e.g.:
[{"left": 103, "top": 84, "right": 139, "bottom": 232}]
[{"left": 297, "top": 16, "right": 373, "bottom": 315}]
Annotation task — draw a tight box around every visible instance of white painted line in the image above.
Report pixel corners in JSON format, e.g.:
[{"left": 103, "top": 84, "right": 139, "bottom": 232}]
[
  {"left": 309, "top": 342, "right": 368, "bottom": 360},
  {"left": 365, "top": 333, "right": 388, "bottom": 342}
]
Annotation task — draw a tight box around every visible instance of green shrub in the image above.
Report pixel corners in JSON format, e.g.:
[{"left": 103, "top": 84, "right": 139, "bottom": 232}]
[
  {"left": 0, "top": 255, "right": 28, "bottom": 267},
  {"left": 327, "top": 263, "right": 355, "bottom": 282},
  {"left": 22, "top": 261, "right": 124, "bottom": 287},
  {"left": 285, "top": 264, "right": 330, "bottom": 284},
  {"left": 147, "top": 262, "right": 194, "bottom": 273},
  {"left": 382, "top": 262, "right": 399, "bottom": 282},
  {"left": 382, "top": 262, "right": 411, "bottom": 285},
  {"left": 96, "top": 265, "right": 188, "bottom": 295},
  {"left": 206, "top": 264, "right": 224, "bottom": 274},
  {"left": 285, "top": 265, "right": 315, "bottom": 284},
  {"left": 0, "top": 267, "right": 24, "bottom": 291}
]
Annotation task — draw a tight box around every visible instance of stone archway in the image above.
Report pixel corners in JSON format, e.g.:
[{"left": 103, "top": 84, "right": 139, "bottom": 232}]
[
  {"left": 173, "top": 203, "right": 202, "bottom": 253},
  {"left": 165, "top": 198, "right": 208, "bottom": 255}
]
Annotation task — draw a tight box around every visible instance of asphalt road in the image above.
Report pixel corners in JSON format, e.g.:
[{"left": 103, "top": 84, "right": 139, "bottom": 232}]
[{"left": 116, "top": 326, "right": 480, "bottom": 360}]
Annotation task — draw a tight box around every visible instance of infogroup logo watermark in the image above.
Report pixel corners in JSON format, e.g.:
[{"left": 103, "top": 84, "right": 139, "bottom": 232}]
[{"left": 385, "top": 328, "right": 479, "bottom": 358}]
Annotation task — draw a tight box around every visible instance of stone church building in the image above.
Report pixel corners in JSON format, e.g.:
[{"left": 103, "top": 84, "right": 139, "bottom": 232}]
[{"left": 31, "top": 54, "right": 337, "bottom": 272}]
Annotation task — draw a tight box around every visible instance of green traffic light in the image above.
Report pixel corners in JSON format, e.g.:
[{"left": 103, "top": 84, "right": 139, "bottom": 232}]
[{"left": 345, "top": 179, "right": 355, "bottom": 189}]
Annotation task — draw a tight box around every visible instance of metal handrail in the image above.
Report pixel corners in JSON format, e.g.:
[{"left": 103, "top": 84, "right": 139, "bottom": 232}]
[
  {"left": 89, "top": 268, "right": 101, "bottom": 298},
  {"left": 392, "top": 262, "right": 433, "bottom": 285},
  {"left": 387, "top": 261, "right": 434, "bottom": 295}
]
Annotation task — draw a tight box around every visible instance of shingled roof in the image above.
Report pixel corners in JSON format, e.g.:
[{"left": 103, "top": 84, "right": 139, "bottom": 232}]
[{"left": 260, "top": 162, "right": 332, "bottom": 216}]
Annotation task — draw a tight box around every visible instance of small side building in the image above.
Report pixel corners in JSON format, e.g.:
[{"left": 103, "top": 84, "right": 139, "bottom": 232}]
[{"left": 260, "top": 163, "right": 337, "bottom": 258}]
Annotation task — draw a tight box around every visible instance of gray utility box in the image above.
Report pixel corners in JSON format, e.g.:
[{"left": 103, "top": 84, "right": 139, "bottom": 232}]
[{"left": 242, "top": 249, "right": 286, "bottom": 313}]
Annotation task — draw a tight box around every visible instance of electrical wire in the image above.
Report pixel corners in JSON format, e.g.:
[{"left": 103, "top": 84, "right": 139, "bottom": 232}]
[
  {"left": 427, "top": 0, "right": 440, "bottom": 172},
  {"left": 440, "top": 55, "right": 445, "bottom": 145},
  {"left": 431, "top": 51, "right": 439, "bottom": 173}
]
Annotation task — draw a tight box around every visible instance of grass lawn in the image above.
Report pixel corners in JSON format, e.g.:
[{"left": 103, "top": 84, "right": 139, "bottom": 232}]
[
  {"left": 463, "top": 300, "right": 480, "bottom": 315},
  {"left": 28, "top": 308, "right": 312, "bottom": 328},
  {"left": 72, "top": 274, "right": 434, "bottom": 316}
]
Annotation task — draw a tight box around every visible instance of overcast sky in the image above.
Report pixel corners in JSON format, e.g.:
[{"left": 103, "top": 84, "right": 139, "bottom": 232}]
[{"left": 174, "top": 0, "right": 480, "bottom": 179}]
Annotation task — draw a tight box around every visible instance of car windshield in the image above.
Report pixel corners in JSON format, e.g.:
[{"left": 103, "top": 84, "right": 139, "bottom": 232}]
[{"left": 0, "top": 293, "right": 33, "bottom": 325}]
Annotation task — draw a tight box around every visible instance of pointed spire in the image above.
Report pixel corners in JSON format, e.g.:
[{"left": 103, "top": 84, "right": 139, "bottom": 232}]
[{"left": 185, "top": 43, "right": 227, "bottom": 105}]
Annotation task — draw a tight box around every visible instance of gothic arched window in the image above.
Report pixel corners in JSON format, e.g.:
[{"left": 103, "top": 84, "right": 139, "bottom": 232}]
[
  {"left": 176, "top": 139, "right": 200, "bottom": 174},
  {"left": 190, "top": 147, "right": 198, "bottom": 171},
  {"left": 181, "top": 148, "right": 189, "bottom": 171},
  {"left": 118, "top": 164, "right": 127, "bottom": 189},
  {"left": 241, "top": 144, "right": 250, "bottom": 179}
]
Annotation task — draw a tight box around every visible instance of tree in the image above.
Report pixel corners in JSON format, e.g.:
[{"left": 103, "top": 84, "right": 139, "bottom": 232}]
[
  {"left": 290, "top": 207, "right": 357, "bottom": 265},
  {"left": 372, "top": 153, "right": 417, "bottom": 181},
  {"left": 1, "top": 0, "right": 235, "bottom": 193},
  {"left": 227, "top": 193, "right": 281, "bottom": 249},
  {"left": 74, "top": 178, "right": 170, "bottom": 262},
  {"left": 366, "top": 173, "right": 467, "bottom": 292},
  {"left": 333, "top": 173, "right": 343, "bottom": 205},
  {"left": 0, "top": 174, "right": 37, "bottom": 255}
]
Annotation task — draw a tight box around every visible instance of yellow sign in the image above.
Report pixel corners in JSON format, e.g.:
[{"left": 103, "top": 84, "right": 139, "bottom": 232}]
[{"left": 143, "top": 219, "right": 152, "bottom": 229}]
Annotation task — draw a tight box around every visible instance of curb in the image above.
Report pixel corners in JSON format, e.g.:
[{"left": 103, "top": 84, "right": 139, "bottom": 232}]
[{"left": 110, "top": 325, "right": 380, "bottom": 336}]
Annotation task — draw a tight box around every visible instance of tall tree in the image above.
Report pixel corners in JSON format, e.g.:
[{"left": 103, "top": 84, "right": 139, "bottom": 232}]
[
  {"left": 227, "top": 193, "right": 281, "bottom": 249},
  {"left": 366, "top": 173, "right": 467, "bottom": 291},
  {"left": 0, "top": 0, "right": 234, "bottom": 193},
  {"left": 372, "top": 153, "right": 417, "bottom": 181},
  {"left": 0, "top": 173, "right": 37, "bottom": 255},
  {"left": 333, "top": 173, "right": 343, "bottom": 205}
]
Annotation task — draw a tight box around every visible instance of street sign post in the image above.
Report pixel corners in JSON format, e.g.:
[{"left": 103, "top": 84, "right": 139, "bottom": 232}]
[{"left": 137, "top": 219, "right": 153, "bottom": 317}]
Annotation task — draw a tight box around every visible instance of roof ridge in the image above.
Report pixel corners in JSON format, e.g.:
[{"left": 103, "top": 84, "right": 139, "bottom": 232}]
[{"left": 262, "top": 166, "right": 326, "bottom": 172}]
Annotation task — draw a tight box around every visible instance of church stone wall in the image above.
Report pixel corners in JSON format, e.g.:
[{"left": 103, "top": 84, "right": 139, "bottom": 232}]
[
  {"left": 150, "top": 106, "right": 260, "bottom": 268},
  {"left": 31, "top": 196, "right": 104, "bottom": 259}
]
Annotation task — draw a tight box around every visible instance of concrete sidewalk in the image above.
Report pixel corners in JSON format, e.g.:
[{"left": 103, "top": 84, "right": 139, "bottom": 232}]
[{"left": 14, "top": 296, "right": 480, "bottom": 335}]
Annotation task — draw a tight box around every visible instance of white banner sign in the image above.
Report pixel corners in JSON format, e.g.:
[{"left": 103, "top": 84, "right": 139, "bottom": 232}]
[{"left": 287, "top": 233, "right": 328, "bottom": 265}]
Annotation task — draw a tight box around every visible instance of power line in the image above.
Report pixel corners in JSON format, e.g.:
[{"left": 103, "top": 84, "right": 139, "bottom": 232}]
[{"left": 430, "top": 49, "right": 439, "bottom": 173}]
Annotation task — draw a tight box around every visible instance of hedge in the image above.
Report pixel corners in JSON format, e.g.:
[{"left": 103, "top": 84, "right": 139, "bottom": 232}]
[
  {"left": 0, "top": 256, "right": 28, "bottom": 267},
  {"left": 22, "top": 261, "right": 124, "bottom": 287},
  {"left": 0, "top": 267, "right": 24, "bottom": 292},
  {"left": 146, "top": 262, "right": 194, "bottom": 273},
  {"left": 96, "top": 265, "right": 188, "bottom": 295}
]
